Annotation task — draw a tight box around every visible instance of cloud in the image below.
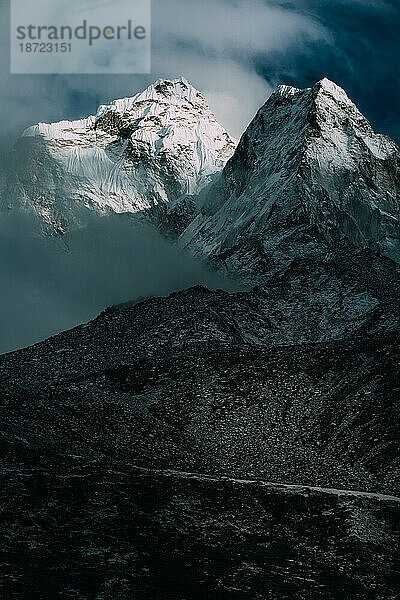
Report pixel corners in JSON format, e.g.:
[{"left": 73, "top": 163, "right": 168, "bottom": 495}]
[
  {"left": 0, "top": 0, "right": 329, "bottom": 148},
  {"left": 0, "top": 211, "right": 231, "bottom": 354},
  {"left": 153, "top": 0, "right": 325, "bottom": 57},
  {"left": 1, "top": 0, "right": 398, "bottom": 145}
]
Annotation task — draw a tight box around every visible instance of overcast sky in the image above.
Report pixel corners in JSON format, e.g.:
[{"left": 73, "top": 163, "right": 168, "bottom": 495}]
[
  {"left": 0, "top": 0, "right": 398, "bottom": 353},
  {"left": 1, "top": 0, "right": 398, "bottom": 145}
]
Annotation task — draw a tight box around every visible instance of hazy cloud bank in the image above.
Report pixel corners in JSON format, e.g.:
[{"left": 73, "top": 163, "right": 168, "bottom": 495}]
[{"left": 0, "top": 212, "right": 230, "bottom": 354}]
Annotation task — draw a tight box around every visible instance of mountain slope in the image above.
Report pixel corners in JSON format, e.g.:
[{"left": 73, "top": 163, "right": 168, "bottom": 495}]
[
  {"left": 1, "top": 283, "right": 399, "bottom": 495},
  {"left": 180, "top": 78, "right": 400, "bottom": 279},
  {"left": 2, "top": 441, "right": 399, "bottom": 599},
  {"left": 1, "top": 78, "right": 236, "bottom": 233}
]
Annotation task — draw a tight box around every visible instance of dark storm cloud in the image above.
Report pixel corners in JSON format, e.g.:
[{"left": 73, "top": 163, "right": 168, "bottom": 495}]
[
  {"left": 1, "top": 0, "right": 397, "bottom": 147},
  {"left": 0, "top": 0, "right": 327, "bottom": 146}
]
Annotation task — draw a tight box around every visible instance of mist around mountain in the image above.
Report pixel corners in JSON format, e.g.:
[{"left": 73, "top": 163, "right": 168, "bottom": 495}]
[
  {"left": 0, "top": 78, "right": 238, "bottom": 353},
  {"left": 0, "top": 209, "right": 232, "bottom": 354}
]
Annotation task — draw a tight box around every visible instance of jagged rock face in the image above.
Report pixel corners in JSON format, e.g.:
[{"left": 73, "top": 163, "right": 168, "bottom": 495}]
[
  {"left": 180, "top": 78, "right": 400, "bottom": 279},
  {"left": 1, "top": 78, "right": 236, "bottom": 232}
]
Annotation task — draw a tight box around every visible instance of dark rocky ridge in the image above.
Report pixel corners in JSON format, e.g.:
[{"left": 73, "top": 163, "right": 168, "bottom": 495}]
[{"left": 1, "top": 278, "right": 399, "bottom": 496}]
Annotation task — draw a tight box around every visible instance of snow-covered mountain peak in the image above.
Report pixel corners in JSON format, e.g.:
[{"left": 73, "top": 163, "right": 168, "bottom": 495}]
[
  {"left": 274, "top": 83, "right": 304, "bottom": 98},
  {"left": 9, "top": 78, "right": 237, "bottom": 231},
  {"left": 95, "top": 77, "right": 208, "bottom": 120},
  {"left": 312, "top": 78, "right": 372, "bottom": 123},
  {"left": 92, "top": 77, "right": 235, "bottom": 169},
  {"left": 266, "top": 78, "right": 363, "bottom": 127},
  {"left": 23, "top": 77, "right": 228, "bottom": 151},
  {"left": 180, "top": 77, "right": 400, "bottom": 277},
  {"left": 314, "top": 77, "right": 350, "bottom": 100},
  {"left": 249, "top": 76, "right": 397, "bottom": 166},
  {"left": 273, "top": 78, "right": 352, "bottom": 106}
]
